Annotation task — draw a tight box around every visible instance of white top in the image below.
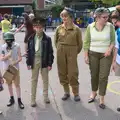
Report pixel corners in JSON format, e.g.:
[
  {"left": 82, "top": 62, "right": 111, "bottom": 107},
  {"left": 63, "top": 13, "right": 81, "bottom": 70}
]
[
  {"left": 115, "top": 34, "right": 120, "bottom": 65},
  {"left": 89, "top": 22, "right": 111, "bottom": 53},
  {"left": 0, "top": 42, "right": 20, "bottom": 71}
]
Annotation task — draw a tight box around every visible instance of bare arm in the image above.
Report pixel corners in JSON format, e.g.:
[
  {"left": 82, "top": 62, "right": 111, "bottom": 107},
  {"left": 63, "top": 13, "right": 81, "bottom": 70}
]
[
  {"left": 15, "top": 46, "right": 22, "bottom": 64},
  {"left": 15, "top": 24, "right": 24, "bottom": 33},
  {"left": 112, "top": 47, "right": 118, "bottom": 64}
]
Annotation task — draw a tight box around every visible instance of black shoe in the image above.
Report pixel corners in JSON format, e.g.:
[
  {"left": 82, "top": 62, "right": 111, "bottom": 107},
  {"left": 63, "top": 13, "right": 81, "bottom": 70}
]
[
  {"left": 88, "top": 94, "right": 97, "bottom": 103},
  {"left": 44, "top": 98, "right": 50, "bottom": 104},
  {"left": 117, "top": 106, "right": 120, "bottom": 112},
  {"left": 0, "top": 86, "right": 3, "bottom": 92},
  {"left": 62, "top": 94, "right": 70, "bottom": 101},
  {"left": 31, "top": 103, "right": 37, "bottom": 107},
  {"left": 74, "top": 95, "right": 80, "bottom": 102},
  {"left": 99, "top": 104, "right": 106, "bottom": 109},
  {"left": 88, "top": 98, "right": 95, "bottom": 103},
  {"left": 7, "top": 98, "right": 15, "bottom": 107},
  {"left": 18, "top": 99, "right": 24, "bottom": 109}
]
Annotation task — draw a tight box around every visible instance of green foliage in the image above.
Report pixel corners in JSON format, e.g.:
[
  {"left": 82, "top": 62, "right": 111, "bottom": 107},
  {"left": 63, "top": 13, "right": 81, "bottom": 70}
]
[
  {"left": 51, "top": 5, "right": 64, "bottom": 18},
  {"left": 32, "top": 0, "right": 38, "bottom": 10},
  {"left": 90, "top": 0, "right": 120, "bottom": 6}
]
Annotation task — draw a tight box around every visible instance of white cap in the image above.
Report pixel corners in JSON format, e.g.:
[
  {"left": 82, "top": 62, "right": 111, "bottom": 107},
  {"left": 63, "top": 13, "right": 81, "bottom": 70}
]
[{"left": 29, "top": 13, "right": 34, "bottom": 20}]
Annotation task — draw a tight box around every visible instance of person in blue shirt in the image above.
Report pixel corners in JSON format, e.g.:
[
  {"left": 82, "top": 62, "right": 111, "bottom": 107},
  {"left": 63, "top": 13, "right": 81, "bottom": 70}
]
[
  {"left": 111, "top": 15, "right": 120, "bottom": 112},
  {"left": 88, "top": 12, "right": 94, "bottom": 24}
]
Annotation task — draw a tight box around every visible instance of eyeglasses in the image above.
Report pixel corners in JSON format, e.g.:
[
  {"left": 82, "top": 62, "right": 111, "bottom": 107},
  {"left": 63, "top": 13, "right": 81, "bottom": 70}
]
[
  {"left": 113, "top": 20, "right": 118, "bottom": 25},
  {"left": 101, "top": 16, "right": 109, "bottom": 19}
]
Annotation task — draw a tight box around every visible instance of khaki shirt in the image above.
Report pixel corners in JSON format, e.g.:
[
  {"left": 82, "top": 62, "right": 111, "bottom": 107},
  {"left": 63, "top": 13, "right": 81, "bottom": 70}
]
[{"left": 54, "top": 24, "right": 83, "bottom": 53}]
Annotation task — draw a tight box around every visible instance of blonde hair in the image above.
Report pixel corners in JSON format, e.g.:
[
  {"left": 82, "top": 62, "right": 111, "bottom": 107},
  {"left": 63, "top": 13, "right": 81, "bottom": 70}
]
[{"left": 60, "top": 8, "right": 73, "bottom": 19}]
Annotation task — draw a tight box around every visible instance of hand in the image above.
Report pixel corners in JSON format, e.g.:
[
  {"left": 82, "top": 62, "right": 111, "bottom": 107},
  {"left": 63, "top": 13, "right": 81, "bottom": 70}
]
[
  {"left": 27, "top": 66, "right": 31, "bottom": 70},
  {"left": 84, "top": 56, "right": 89, "bottom": 64},
  {"left": 0, "top": 56, "right": 5, "bottom": 61},
  {"left": 111, "top": 62, "right": 116, "bottom": 72},
  {"left": 22, "top": 53, "right": 27, "bottom": 57},
  {"left": 1, "top": 78, "right": 4, "bottom": 84},
  {"left": 104, "top": 49, "right": 111, "bottom": 57},
  {"left": 0, "top": 78, "right": 4, "bottom": 84},
  {"left": 48, "top": 66, "right": 52, "bottom": 71}
]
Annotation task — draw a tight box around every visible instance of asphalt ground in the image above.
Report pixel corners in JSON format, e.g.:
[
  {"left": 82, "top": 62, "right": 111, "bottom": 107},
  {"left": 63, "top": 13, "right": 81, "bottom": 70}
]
[{"left": 0, "top": 30, "right": 120, "bottom": 120}]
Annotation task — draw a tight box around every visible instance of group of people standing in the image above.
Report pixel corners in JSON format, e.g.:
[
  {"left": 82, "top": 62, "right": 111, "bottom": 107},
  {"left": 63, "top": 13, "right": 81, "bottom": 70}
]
[{"left": 0, "top": 6, "right": 120, "bottom": 115}]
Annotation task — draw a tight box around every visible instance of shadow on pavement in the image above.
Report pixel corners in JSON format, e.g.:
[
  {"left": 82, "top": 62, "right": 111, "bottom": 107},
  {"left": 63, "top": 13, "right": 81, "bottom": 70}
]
[
  {"left": 30, "top": 103, "right": 61, "bottom": 120},
  {"left": 61, "top": 98, "right": 120, "bottom": 120},
  {"left": 0, "top": 106, "right": 25, "bottom": 120},
  {"left": 61, "top": 99, "right": 96, "bottom": 120},
  {"left": 94, "top": 101, "right": 120, "bottom": 120}
]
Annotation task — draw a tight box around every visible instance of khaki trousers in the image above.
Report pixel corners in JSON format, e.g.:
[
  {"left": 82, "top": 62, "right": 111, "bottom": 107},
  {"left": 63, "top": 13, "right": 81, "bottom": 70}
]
[
  {"left": 57, "top": 44, "right": 79, "bottom": 96},
  {"left": 31, "top": 56, "right": 49, "bottom": 103},
  {"left": 88, "top": 50, "right": 112, "bottom": 96}
]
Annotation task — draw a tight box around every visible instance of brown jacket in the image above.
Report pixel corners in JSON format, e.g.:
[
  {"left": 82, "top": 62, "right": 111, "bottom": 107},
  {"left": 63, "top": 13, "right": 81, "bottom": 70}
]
[{"left": 54, "top": 24, "right": 83, "bottom": 53}]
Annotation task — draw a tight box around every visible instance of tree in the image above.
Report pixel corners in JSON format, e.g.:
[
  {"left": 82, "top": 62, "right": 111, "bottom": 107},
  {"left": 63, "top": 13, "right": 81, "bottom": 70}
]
[
  {"left": 55, "top": 0, "right": 63, "bottom": 5},
  {"left": 51, "top": 5, "right": 64, "bottom": 18},
  {"left": 32, "top": 0, "right": 38, "bottom": 10},
  {"left": 90, "top": 0, "right": 120, "bottom": 6}
]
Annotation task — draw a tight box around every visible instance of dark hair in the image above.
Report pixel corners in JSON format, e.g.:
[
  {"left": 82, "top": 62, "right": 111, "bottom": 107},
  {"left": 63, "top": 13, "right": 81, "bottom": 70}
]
[
  {"left": 111, "top": 15, "right": 120, "bottom": 21},
  {"left": 32, "top": 17, "right": 46, "bottom": 27},
  {"left": 4, "top": 14, "right": 8, "bottom": 19},
  {"left": 6, "top": 39, "right": 14, "bottom": 51}
]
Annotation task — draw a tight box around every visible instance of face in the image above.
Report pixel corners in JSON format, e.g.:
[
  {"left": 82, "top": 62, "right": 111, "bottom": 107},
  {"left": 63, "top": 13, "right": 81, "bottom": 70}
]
[
  {"left": 98, "top": 13, "right": 109, "bottom": 24},
  {"left": 112, "top": 18, "right": 119, "bottom": 27},
  {"left": 5, "top": 40, "right": 13, "bottom": 49},
  {"left": 33, "top": 25, "right": 44, "bottom": 35},
  {"left": 60, "top": 10, "right": 71, "bottom": 24}
]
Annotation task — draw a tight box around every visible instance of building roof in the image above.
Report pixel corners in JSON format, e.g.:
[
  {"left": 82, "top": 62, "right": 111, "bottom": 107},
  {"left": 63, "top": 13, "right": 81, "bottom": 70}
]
[{"left": 0, "top": 0, "right": 33, "bottom": 5}]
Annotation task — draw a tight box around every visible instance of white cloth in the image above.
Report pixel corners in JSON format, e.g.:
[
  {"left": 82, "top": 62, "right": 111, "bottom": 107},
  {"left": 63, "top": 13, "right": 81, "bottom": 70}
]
[
  {"left": 0, "top": 42, "right": 20, "bottom": 72},
  {"left": 35, "top": 37, "right": 40, "bottom": 52},
  {"left": 115, "top": 33, "right": 120, "bottom": 65}
]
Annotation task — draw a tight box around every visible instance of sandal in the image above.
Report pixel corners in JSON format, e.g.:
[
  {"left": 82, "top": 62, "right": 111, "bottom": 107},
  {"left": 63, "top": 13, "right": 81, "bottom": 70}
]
[{"left": 88, "top": 94, "right": 97, "bottom": 103}]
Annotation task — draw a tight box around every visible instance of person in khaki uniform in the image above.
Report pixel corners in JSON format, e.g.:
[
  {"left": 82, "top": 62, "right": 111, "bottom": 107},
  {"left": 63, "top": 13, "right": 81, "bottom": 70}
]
[
  {"left": 54, "top": 7, "right": 83, "bottom": 102},
  {"left": 26, "top": 15, "right": 54, "bottom": 107}
]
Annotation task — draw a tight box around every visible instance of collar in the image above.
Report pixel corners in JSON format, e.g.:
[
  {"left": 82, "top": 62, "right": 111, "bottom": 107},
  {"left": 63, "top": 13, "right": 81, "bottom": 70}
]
[
  {"left": 61, "top": 23, "right": 75, "bottom": 30},
  {"left": 35, "top": 32, "right": 43, "bottom": 39},
  {"left": 91, "top": 22, "right": 109, "bottom": 31},
  {"left": 92, "top": 22, "right": 109, "bottom": 28},
  {"left": 92, "top": 22, "right": 96, "bottom": 27}
]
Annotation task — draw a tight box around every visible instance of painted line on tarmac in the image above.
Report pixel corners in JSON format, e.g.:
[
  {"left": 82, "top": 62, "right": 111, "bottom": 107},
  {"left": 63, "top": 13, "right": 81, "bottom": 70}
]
[{"left": 107, "top": 80, "right": 120, "bottom": 95}]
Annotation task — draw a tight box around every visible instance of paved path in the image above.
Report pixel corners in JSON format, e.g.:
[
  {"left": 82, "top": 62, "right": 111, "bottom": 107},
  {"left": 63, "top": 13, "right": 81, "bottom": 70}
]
[{"left": 0, "top": 30, "right": 120, "bottom": 120}]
